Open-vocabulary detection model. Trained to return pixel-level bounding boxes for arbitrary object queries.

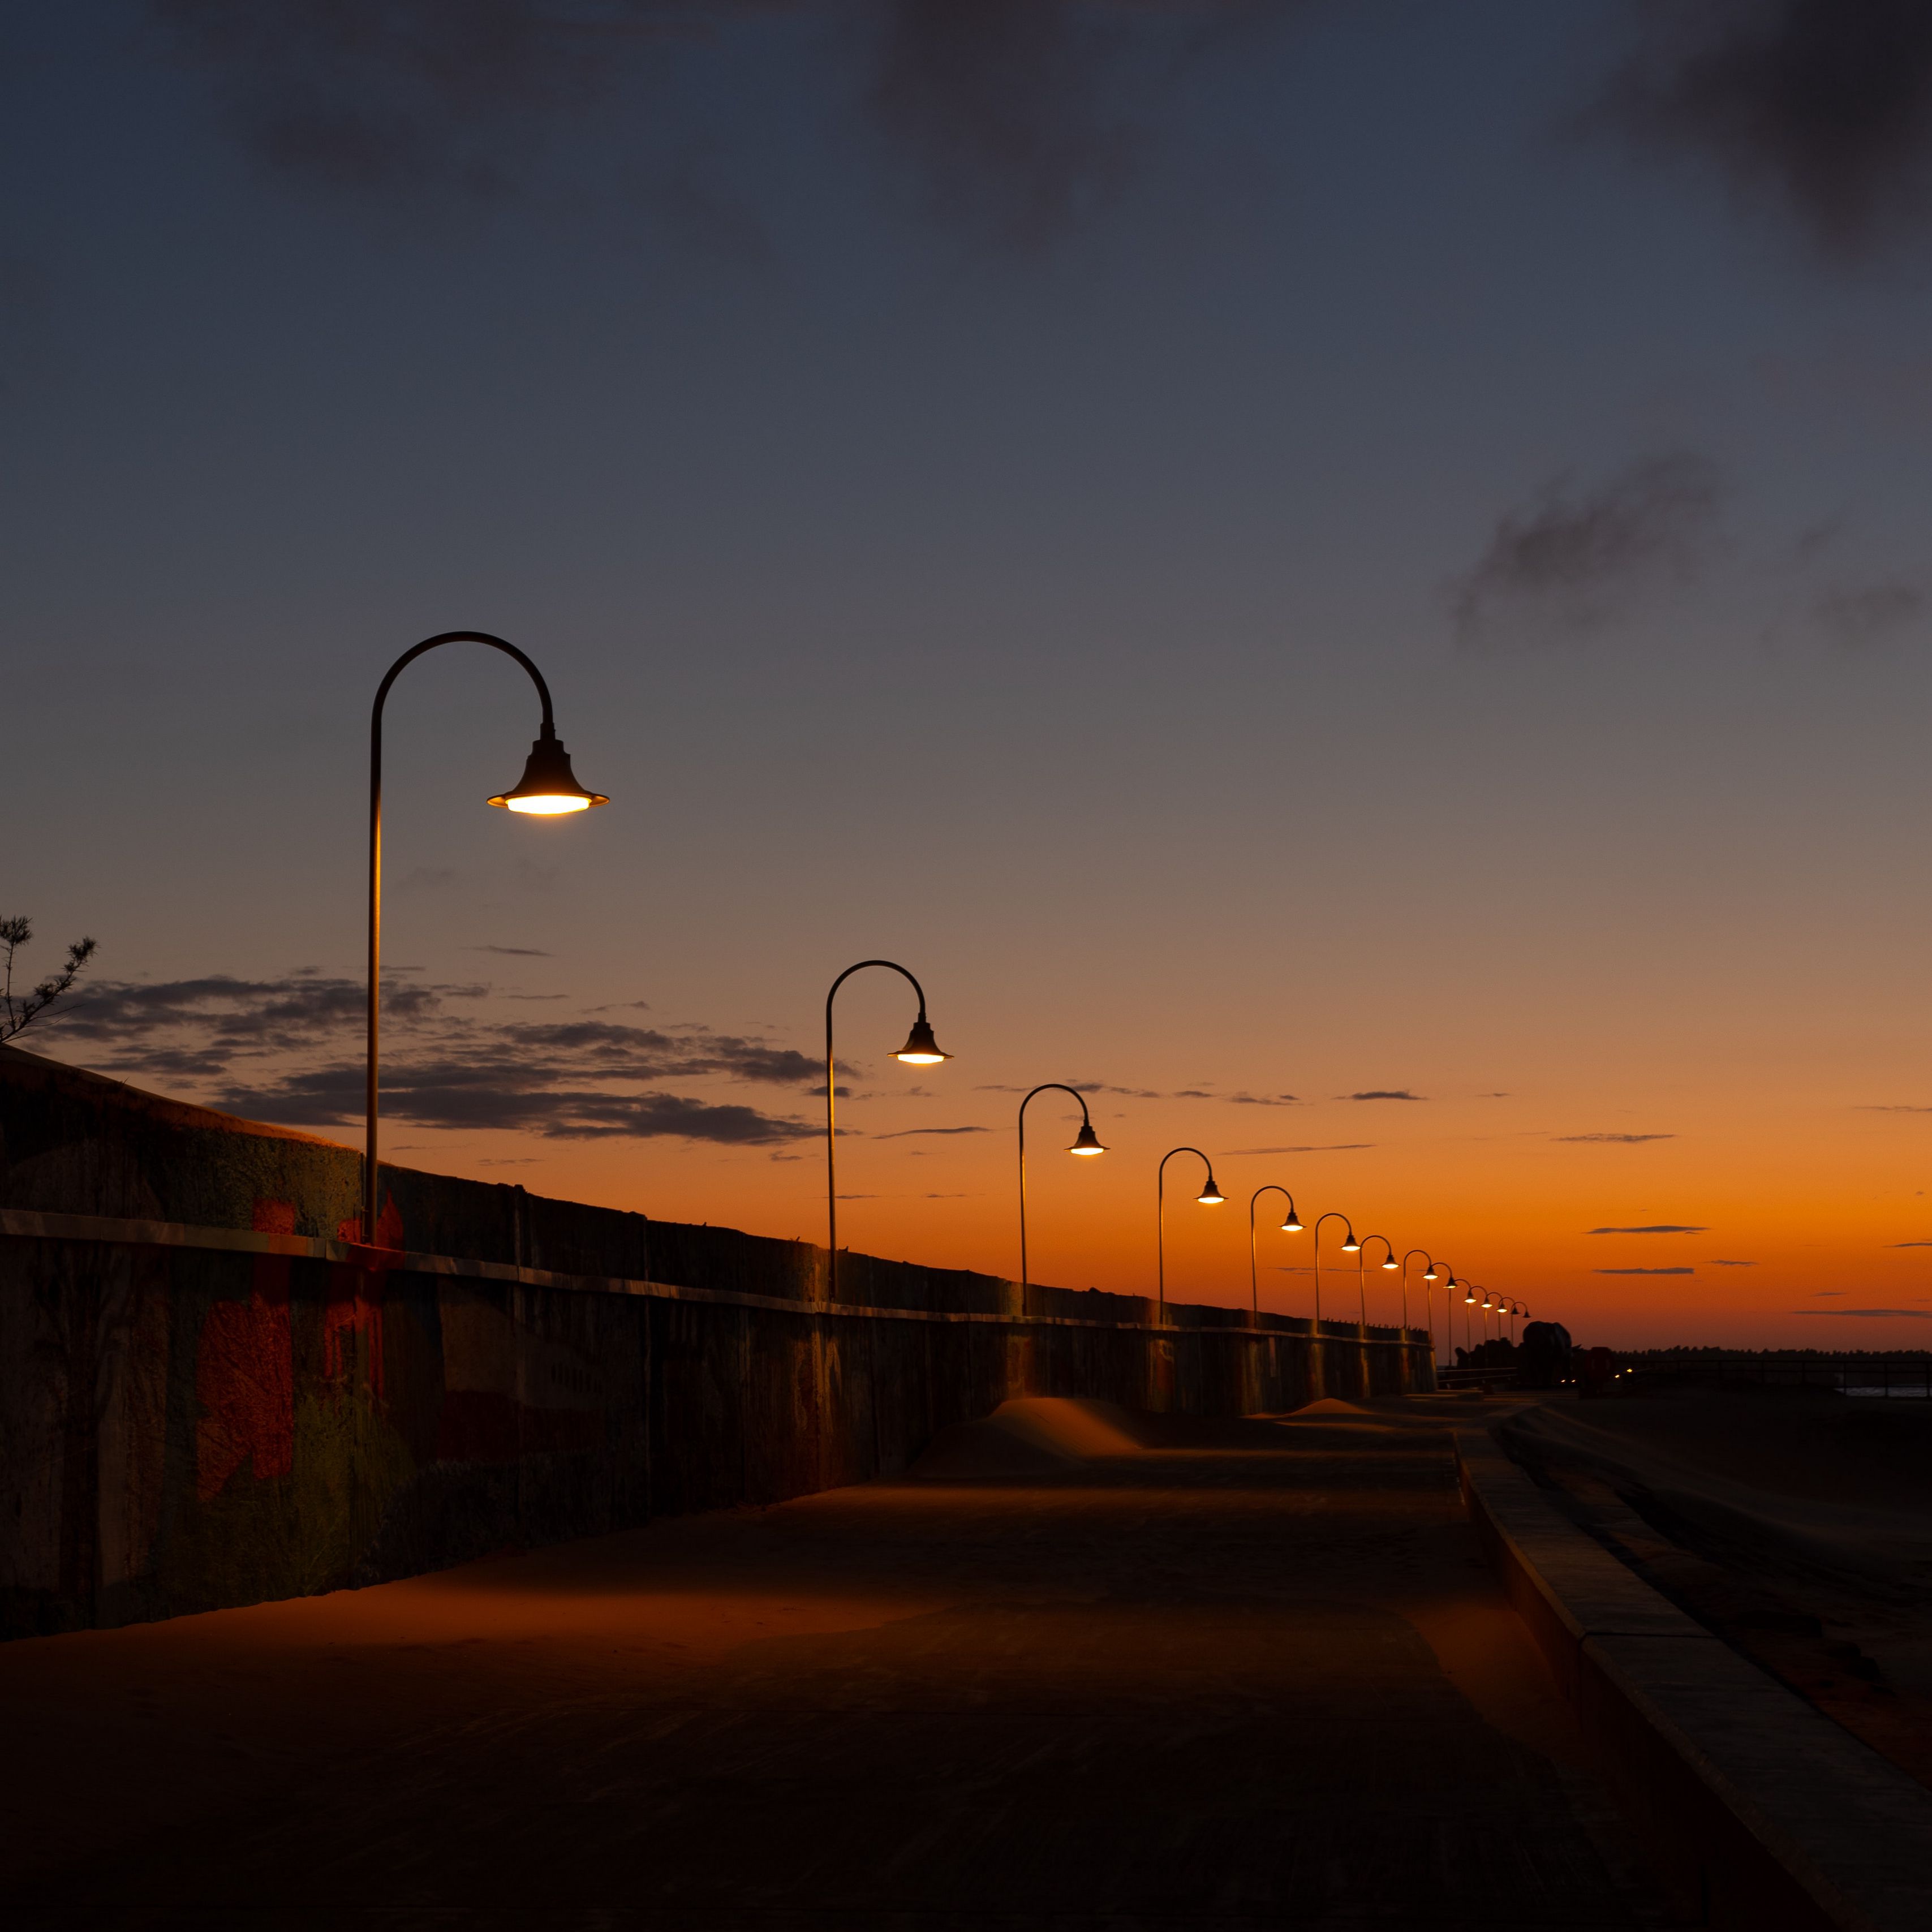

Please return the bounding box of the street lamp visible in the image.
[1309,1212,1359,1327]
[1156,1147,1224,1320]
[1358,1234,1397,1329]
[1401,1250,1434,1353]
[1462,1277,1479,1357]
[365,632,606,1243]
[1017,1083,1107,1287]
[825,960,951,1299]
[1247,1185,1303,1319]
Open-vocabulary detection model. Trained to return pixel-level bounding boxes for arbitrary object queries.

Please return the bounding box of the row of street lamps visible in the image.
[358,633,1536,1361]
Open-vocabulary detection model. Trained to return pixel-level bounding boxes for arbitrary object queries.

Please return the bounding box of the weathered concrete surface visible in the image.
[0,1045,1430,1636]
[1460,1428,1932,1932]
[0,1399,1667,1928]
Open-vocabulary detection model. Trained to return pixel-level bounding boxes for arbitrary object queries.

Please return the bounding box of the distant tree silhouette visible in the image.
[0,915,97,1041]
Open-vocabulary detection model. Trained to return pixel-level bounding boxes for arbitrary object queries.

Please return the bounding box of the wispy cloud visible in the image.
[1588,1223,1707,1234]
[1451,452,1724,649]
[1859,1104,1932,1112]
[1227,1092,1302,1107]
[1598,1266,1694,1275]
[1710,1258,1757,1266]
[1228,1143,1375,1156]
[1795,1308,1932,1319]
[1343,1089,1425,1102]
[469,944,552,957]
[150,1,1293,253]
[1556,1132,1676,1143]
[1600,1,1932,261]
[1813,580,1925,651]
[873,1124,993,1139]
[1890,1240,1932,1247]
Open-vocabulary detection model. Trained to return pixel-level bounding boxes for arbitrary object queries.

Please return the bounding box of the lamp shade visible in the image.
[1068,1120,1107,1155]
[1341,1233,1361,1253]
[1197,1172,1225,1205]
[1423,1266,1438,1281]
[1280,1209,1303,1233]
[488,727,609,814]
[1381,1254,1399,1270]
[894,1016,950,1065]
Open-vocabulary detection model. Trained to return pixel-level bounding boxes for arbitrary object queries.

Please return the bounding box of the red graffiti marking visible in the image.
[326,1200,402,1404]
[195,1224,295,1501]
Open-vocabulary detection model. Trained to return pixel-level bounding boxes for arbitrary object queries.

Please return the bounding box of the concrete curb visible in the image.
[1457,1427,1932,1932]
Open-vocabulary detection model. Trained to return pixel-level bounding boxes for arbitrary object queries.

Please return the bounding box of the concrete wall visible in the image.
[0,1045,1432,1637]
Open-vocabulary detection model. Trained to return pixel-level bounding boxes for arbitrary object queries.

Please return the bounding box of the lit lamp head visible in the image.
[1341,1231,1361,1253]
[893,1015,950,1066]
[1423,1265,1439,1282]
[488,724,609,816]
[1197,1171,1225,1206]
[1280,1203,1303,1234]
[1068,1120,1107,1156]
[1464,1283,1477,1304]
[1381,1253,1399,1271]
[1482,1293,1494,1310]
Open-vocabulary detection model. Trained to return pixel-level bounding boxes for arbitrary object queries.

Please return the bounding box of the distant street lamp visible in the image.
[365,632,606,1243]
[1400,1250,1435,1353]
[1309,1212,1359,1327]
[1358,1234,1398,1329]
[1247,1185,1303,1319]
[1156,1147,1224,1320]
[1463,1279,1479,1356]
[825,960,950,1299]
[1017,1083,1107,1287]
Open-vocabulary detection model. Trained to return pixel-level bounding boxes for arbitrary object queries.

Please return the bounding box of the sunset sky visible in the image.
[12,2,1932,1346]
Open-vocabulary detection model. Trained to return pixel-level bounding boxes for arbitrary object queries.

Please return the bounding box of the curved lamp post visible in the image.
[1357,1234,1397,1329]
[1400,1250,1434,1353]
[1156,1147,1224,1320]
[366,632,606,1243]
[825,961,950,1298]
[1462,1278,1479,1357]
[1018,1083,1107,1287]
[1247,1185,1303,1319]
[1308,1212,1359,1327]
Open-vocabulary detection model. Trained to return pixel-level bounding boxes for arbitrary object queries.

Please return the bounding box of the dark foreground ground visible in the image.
[2,1396,1673,1929]
[1502,1386,1932,1791]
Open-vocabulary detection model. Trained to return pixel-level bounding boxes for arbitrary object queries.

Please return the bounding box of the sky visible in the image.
[11,0,1932,1348]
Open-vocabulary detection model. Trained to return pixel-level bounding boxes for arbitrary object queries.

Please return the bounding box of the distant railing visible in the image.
[1437,1365,1518,1391]
[1624,1355,1932,1398]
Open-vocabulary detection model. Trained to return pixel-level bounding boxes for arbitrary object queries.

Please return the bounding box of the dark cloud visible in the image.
[1588,1223,1707,1233]
[470,944,553,956]
[1858,1103,1932,1112]
[1343,1090,1424,1101]
[1451,453,1724,648]
[1812,580,1924,650]
[1227,1092,1302,1107]
[37,971,819,1144]
[150,1,1280,250]
[1228,1143,1374,1155]
[1556,1132,1675,1143]
[1890,1240,1932,1247]
[1795,1307,1932,1318]
[1710,1258,1757,1266]
[1598,1266,1694,1275]
[1603,1,1932,260]
[872,1124,992,1138]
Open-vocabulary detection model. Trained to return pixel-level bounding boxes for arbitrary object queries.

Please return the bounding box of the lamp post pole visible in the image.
[367,632,606,1245]
[1358,1234,1396,1331]
[1247,1186,1302,1320]
[825,961,949,1301]
[1156,1147,1224,1322]
[1018,1083,1107,1288]
[1400,1250,1434,1354]
[1308,1212,1358,1328]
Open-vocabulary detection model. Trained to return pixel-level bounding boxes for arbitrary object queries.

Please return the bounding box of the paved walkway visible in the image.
[2,1400,1672,1927]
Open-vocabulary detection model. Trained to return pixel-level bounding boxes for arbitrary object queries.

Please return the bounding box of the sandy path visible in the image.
[0,1400,1668,1928]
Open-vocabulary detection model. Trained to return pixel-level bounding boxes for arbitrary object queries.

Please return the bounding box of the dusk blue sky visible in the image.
[13,2,1932,1342]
